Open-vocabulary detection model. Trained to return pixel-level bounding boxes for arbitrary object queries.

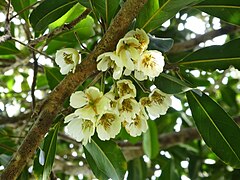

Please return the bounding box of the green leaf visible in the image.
[29,0,77,32]
[84,137,127,180]
[179,38,240,71]
[159,159,180,180]
[127,157,147,180]
[11,0,30,21]
[186,91,240,168]
[0,41,20,55]
[155,73,193,94]
[79,0,120,26]
[194,0,240,26]
[42,123,60,180]
[148,36,174,53]
[49,3,85,29]
[143,120,159,159]
[136,0,204,32]
[45,67,65,90]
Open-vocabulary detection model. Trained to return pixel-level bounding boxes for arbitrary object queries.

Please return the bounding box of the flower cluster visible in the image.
[97,29,165,81]
[64,79,171,145]
[55,29,172,145]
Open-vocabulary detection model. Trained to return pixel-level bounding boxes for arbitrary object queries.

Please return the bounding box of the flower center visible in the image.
[142,55,156,69]
[151,91,165,105]
[63,52,74,64]
[119,83,134,97]
[99,113,115,130]
[122,99,133,112]
[82,120,93,131]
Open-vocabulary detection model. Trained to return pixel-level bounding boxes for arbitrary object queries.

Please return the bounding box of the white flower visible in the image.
[97,52,123,80]
[117,79,136,98]
[123,107,148,137]
[96,112,121,140]
[64,113,95,145]
[138,50,164,79]
[140,89,172,120]
[104,89,119,114]
[55,48,80,75]
[124,28,149,53]
[118,96,140,122]
[116,37,141,71]
[70,87,110,119]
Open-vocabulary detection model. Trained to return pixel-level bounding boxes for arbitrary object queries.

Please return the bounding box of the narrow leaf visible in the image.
[136,0,204,32]
[159,159,180,180]
[11,0,30,21]
[143,121,159,159]
[84,137,127,180]
[29,0,77,31]
[179,38,240,71]
[78,0,120,26]
[187,91,240,168]
[128,157,147,180]
[155,73,193,94]
[42,123,61,180]
[0,41,20,55]
[194,0,240,26]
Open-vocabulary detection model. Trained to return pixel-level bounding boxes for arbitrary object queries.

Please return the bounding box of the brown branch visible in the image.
[170,25,240,53]
[0,112,31,125]
[0,0,148,179]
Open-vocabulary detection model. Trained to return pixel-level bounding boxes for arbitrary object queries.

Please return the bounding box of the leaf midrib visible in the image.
[43,123,59,179]
[194,5,240,9]
[90,140,119,180]
[141,0,170,29]
[0,45,19,53]
[34,0,77,30]
[180,57,240,65]
[190,91,240,163]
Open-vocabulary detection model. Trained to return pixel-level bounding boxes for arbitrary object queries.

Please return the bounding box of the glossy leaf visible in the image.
[194,0,240,26]
[136,0,204,32]
[143,120,159,159]
[155,73,193,94]
[84,137,127,180]
[128,157,147,180]
[11,0,30,21]
[0,41,20,55]
[187,91,240,168]
[33,123,60,179]
[29,0,77,31]
[42,123,60,180]
[79,0,120,26]
[45,67,65,90]
[179,38,240,71]
[148,36,174,53]
[159,159,180,180]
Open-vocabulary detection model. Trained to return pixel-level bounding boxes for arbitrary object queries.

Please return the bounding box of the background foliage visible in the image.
[0,0,240,179]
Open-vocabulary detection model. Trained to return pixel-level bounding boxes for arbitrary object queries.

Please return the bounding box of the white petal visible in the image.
[65,118,84,142]
[64,113,78,123]
[70,91,88,108]
[75,106,96,120]
[85,87,102,102]
[113,66,123,80]
[96,96,111,115]
[60,65,73,75]
[97,58,110,71]
[134,70,147,81]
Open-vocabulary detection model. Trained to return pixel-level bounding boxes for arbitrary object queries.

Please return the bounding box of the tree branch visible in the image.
[0,0,148,179]
[170,25,240,53]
